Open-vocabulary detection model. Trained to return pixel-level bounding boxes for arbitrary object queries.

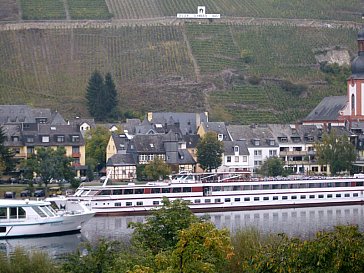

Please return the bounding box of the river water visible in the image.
[1,204,364,259]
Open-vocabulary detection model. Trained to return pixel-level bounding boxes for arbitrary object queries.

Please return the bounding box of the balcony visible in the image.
[280,151,307,156]
[72,152,81,158]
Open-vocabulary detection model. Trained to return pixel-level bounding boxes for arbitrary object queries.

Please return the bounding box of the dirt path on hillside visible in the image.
[0,16,361,31]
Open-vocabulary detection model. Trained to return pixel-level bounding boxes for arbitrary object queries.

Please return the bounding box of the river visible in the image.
[1,204,364,259]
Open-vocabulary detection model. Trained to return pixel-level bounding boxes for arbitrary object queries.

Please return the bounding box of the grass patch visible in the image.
[20,0,66,20]
[68,0,112,20]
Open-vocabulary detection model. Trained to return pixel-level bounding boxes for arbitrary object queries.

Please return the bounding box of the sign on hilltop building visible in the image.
[177,6,220,19]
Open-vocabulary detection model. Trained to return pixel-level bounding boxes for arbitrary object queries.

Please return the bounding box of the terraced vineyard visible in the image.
[0,26,196,117]
[20,0,66,20]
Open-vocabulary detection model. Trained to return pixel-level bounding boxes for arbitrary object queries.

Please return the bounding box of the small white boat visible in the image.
[0,198,95,238]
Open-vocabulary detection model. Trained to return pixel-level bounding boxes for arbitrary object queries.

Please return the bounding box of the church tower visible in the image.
[341,28,364,122]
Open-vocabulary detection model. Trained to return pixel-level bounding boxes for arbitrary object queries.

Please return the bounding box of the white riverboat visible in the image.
[70,172,364,215]
[0,198,95,238]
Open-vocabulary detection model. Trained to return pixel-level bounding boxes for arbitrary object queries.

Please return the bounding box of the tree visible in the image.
[144,157,171,180]
[0,126,15,176]
[197,132,224,171]
[85,126,111,172]
[129,197,200,255]
[315,131,356,175]
[258,157,285,177]
[166,222,234,273]
[21,147,75,189]
[242,225,364,273]
[86,71,119,121]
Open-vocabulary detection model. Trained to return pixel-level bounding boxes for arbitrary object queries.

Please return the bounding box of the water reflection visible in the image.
[1,205,364,258]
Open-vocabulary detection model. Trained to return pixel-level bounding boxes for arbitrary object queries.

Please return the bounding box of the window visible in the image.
[218,134,224,141]
[27,147,34,155]
[153,201,159,205]
[263,197,269,201]
[243,156,247,162]
[269,150,277,156]
[353,193,359,197]
[26,136,34,143]
[244,197,250,201]
[11,136,19,142]
[215,198,221,203]
[254,150,262,156]
[282,196,288,200]
[309,195,315,199]
[254,197,259,201]
[183,187,192,192]
[291,196,297,200]
[162,188,170,193]
[336,194,341,197]
[235,156,239,162]
[172,188,182,193]
[115,202,121,207]
[136,201,143,206]
[273,196,278,200]
[225,198,231,202]
[71,135,80,142]
[300,195,306,199]
[194,199,201,203]
[234,146,239,153]
[56,135,65,143]
[135,189,144,194]
[227,156,231,163]
[124,189,133,194]
[327,194,332,198]
[151,188,160,193]
[205,199,211,203]
[234,198,240,202]
[318,195,324,198]
[126,202,132,206]
[72,146,80,153]
[345,193,350,197]
[42,136,49,143]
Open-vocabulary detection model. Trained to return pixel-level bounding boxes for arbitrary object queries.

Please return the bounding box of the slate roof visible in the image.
[122,119,141,135]
[227,124,277,147]
[200,122,231,141]
[0,105,60,125]
[223,140,249,156]
[70,118,96,128]
[111,133,130,152]
[131,134,165,153]
[304,96,347,122]
[183,134,200,149]
[149,112,208,135]
[106,154,136,166]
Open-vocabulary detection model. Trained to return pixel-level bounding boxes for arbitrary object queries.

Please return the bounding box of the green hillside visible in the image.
[0,0,361,123]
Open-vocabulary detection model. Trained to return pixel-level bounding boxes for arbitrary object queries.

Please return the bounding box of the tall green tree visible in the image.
[0,126,15,176]
[258,157,285,177]
[314,131,356,175]
[144,157,171,180]
[85,126,111,172]
[197,132,224,171]
[86,71,119,121]
[21,147,75,188]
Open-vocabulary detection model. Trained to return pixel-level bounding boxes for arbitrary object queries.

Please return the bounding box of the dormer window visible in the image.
[234,146,239,153]
[278,137,288,143]
[150,143,154,148]
[56,135,65,143]
[11,136,19,142]
[26,136,34,143]
[253,139,260,146]
[218,134,224,141]
[268,139,275,146]
[42,136,49,143]
[71,135,80,142]
[119,144,125,150]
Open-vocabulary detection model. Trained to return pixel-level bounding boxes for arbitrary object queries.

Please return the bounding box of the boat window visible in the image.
[162,188,170,193]
[234,198,240,202]
[343,182,350,187]
[263,197,269,201]
[151,188,161,194]
[126,202,132,206]
[0,208,7,219]
[309,183,316,188]
[194,199,201,203]
[327,194,333,198]
[205,199,211,203]
[262,184,269,190]
[244,197,250,201]
[172,188,182,193]
[357,181,363,186]
[100,190,112,195]
[10,207,17,219]
[300,195,306,199]
[272,184,280,190]
[335,182,342,187]
[290,184,298,189]
[32,206,47,217]
[282,196,288,200]
[42,206,56,217]
[252,185,260,190]
[291,196,297,200]
[273,196,278,200]
[354,193,359,197]
[136,201,143,206]
[153,201,159,205]
[113,189,123,195]
[253,197,259,201]
[318,195,324,198]
[345,193,350,197]
[212,186,221,191]
[225,198,231,202]
[281,184,288,189]
[243,185,251,190]
[182,187,192,192]
[223,186,233,191]
[215,198,221,203]
[309,195,315,199]
[0,227,6,232]
[124,189,133,194]
[327,183,333,187]
[135,189,144,194]
[336,194,341,197]
[233,186,242,191]
[299,183,307,188]
[115,203,121,207]
[86,190,98,196]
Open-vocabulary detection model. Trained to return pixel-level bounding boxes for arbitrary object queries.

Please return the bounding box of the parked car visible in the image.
[34,189,45,197]
[4,191,16,199]
[20,190,32,197]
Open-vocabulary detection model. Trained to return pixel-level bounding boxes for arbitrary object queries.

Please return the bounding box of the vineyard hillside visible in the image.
[0,0,362,124]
